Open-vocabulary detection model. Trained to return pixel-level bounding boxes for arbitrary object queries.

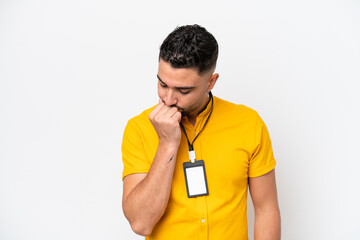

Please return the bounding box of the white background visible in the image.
[1,0,360,239]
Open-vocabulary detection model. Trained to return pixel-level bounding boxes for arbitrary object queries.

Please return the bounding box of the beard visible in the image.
[175,100,209,119]
[178,106,197,118]
[161,96,209,119]
[173,106,187,118]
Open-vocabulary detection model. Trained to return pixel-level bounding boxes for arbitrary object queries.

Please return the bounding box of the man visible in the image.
[122,24,280,240]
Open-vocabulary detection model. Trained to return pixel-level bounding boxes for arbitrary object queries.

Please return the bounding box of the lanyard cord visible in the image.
[179,92,214,152]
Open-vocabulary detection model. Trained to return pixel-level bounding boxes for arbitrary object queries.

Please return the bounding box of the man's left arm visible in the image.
[249,169,281,240]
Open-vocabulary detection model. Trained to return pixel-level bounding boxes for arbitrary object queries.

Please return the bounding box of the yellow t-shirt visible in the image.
[122,95,276,240]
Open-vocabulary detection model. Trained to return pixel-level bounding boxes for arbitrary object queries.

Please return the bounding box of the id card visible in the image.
[183,160,209,198]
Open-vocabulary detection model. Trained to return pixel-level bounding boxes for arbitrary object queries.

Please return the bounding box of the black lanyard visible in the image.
[180,92,214,152]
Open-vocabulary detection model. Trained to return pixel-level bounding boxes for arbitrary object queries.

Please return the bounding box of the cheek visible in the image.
[182,94,199,108]
[157,86,164,98]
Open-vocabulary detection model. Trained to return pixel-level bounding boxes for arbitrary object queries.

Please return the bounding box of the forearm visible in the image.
[123,144,178,235]
[254,208,281,240]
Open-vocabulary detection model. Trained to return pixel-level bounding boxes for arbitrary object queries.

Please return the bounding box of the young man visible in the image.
[122,24,280,240]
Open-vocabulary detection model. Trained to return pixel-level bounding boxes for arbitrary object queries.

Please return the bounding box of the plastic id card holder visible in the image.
[183,160,209,198]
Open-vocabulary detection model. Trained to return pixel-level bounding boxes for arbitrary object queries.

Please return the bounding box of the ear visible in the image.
[206,73,219,92]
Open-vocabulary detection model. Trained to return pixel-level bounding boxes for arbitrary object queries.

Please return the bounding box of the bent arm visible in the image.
[249,169,281,240]
[122,143,178,236]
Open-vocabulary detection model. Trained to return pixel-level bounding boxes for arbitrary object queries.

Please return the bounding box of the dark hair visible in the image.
[159,24,218,75]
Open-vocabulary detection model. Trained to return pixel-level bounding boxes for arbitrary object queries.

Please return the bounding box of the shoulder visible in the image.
[124,105,157,134]
[213,96,261,123]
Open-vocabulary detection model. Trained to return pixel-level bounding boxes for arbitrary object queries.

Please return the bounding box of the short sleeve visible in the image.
[121,119,152,180]
[248,115,276,178]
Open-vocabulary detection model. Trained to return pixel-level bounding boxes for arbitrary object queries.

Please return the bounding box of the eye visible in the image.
[179,90,191,95]
[159,83,167,88]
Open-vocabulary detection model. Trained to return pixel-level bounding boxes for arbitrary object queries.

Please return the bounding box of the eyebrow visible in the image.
[157,75,195,90]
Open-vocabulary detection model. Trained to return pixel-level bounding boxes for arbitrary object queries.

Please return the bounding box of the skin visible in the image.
[250,170,281,240]
[122,59,281,239]
[156,59,219,125]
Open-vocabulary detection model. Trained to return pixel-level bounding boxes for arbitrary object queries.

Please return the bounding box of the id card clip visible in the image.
[188,150,196,163]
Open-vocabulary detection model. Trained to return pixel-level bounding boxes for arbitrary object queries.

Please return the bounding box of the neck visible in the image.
[187,94,211,126]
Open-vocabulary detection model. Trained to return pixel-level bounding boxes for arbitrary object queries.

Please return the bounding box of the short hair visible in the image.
[159,24,218,75]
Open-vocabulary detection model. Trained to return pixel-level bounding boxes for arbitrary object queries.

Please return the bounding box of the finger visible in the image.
[153,98,165,112]
[156,104,173,117]
[172,111,182,123]
[165,107,179,118]
[150,100,165,117]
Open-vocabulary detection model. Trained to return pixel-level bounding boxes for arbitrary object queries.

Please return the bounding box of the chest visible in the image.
[175,123,254,191]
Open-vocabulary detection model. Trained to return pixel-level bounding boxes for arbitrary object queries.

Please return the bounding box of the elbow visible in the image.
[123,205,155,236]
[130,220,154,236]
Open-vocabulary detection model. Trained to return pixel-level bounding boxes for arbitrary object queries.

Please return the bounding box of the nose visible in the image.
[163,89,177,106]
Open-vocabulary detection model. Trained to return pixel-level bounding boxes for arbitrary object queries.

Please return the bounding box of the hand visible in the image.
[149,100,182,147]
